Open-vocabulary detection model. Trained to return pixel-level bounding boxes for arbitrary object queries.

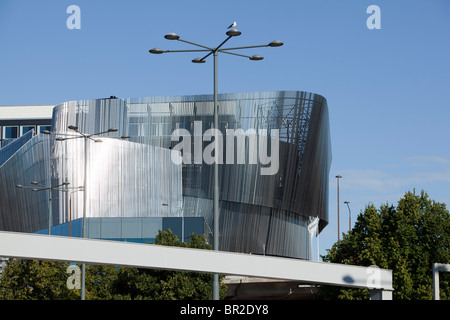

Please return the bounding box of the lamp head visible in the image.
[68,125,78,131]
[149,48,164,54]
[164,33,180,40]
[268,40,283,47]
[250,54,264,61]
[226,28,241,37]
[192,58,206,63]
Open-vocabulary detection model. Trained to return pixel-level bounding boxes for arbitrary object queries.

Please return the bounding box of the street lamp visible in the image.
[336,175,342,242]
[344,201,351,232]
[149,26,283,300]
[43,126,128,300]
[16,181,72,235]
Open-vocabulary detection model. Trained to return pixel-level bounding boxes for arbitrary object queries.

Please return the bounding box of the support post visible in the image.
[370,289,393,300]
[81,136,88,300]
[212,50,220,300]
[433,263,450,300]
[48,188,52,235]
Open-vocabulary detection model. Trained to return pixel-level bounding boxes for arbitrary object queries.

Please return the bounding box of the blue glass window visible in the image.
[4,126,18,139]
[21,126,35,135]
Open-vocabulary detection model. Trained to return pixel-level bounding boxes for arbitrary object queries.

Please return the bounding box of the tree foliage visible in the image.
[0,259,116,300]
[320,190,450,299]
[112,230,227,300]
[0,230,226,300]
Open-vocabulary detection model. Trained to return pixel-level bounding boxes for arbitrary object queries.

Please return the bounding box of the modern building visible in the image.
[0,104,53,141]
[0,90,331,260]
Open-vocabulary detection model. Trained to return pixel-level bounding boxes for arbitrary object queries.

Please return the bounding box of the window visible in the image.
[140,123,149,136]
[4,126,18,139]
[21,126,36,136]
[39,125,52,134]
[160,123,169,135]
[129,123,139,136]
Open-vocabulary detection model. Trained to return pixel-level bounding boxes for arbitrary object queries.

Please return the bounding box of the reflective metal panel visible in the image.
[0,134,52,232]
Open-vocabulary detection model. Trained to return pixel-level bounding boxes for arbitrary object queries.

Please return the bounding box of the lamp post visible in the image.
[344,201,351,232]
[150,27,283,300]
[43,126,128,300]
[68,187,84,237]
[336,175,342,242]
[16,181,72,235]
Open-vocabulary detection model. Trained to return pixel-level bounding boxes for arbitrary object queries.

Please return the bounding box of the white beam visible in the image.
[0,231,393,296]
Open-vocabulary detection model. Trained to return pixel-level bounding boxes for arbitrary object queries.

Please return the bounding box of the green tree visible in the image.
[84,264,118,300]
[0,260,77,300]
[320,190,450,299]
[0,260,116,300]
[111,229,228,300]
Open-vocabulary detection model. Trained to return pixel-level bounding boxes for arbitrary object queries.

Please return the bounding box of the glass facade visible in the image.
[35,217,205,244]
[0,91,331,260]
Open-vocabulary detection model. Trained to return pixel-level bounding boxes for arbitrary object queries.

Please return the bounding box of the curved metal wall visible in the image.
[0,134,53,232]
[0,91,331,260]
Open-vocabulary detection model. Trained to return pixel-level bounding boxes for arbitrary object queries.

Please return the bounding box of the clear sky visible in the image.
[1,0,450,260]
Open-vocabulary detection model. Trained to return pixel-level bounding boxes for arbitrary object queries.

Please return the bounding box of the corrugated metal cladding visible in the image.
[0,91,331,260]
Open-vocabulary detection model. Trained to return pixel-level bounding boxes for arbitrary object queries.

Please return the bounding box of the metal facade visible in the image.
[0,91,331,260]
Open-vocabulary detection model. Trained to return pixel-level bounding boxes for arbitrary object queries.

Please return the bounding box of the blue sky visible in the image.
[1,0,450,259]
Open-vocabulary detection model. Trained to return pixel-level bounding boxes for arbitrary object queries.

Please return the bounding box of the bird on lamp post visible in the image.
[227,21,237,29]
